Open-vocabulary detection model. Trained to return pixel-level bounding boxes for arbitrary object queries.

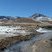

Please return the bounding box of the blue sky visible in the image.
[0,0,52,17]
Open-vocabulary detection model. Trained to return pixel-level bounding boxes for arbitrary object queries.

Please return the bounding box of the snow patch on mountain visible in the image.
[32,13,52,22]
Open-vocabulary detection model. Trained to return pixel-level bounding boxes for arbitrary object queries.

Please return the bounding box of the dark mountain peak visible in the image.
[32,13,47,18]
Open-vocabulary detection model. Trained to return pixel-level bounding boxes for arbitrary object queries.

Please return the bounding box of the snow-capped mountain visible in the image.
[32,13,49,22]
[0,16,17,20]
[0,14,52,22]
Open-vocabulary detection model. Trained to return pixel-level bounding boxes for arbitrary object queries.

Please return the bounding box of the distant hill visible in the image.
[0,16,16,20]
[15,18,39,23]
[0,13,52,23]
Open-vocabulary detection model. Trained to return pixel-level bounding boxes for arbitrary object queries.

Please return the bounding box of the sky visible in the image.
[0,0,52,17]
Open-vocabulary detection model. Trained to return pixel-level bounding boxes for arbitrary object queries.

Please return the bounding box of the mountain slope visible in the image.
[32,13,49,22]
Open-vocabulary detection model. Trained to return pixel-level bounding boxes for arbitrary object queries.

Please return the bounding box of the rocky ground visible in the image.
[0,24,41,50]
[0,31,41,50]
[0,18,52,52]
[33,39,52,52]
